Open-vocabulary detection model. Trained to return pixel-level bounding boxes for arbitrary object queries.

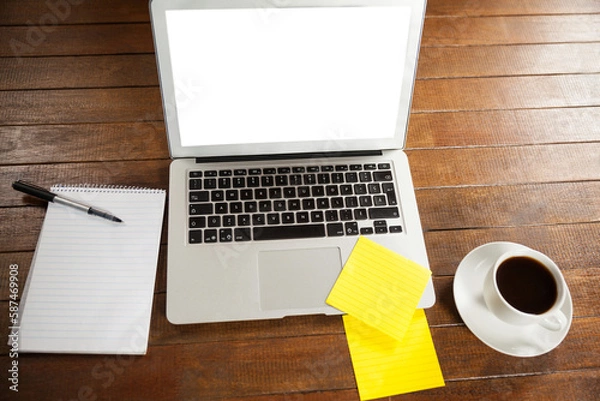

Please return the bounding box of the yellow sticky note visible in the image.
[343,310,445,400]
[326,236,431,342]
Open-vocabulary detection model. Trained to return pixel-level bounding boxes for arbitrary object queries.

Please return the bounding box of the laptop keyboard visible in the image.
[187,162,403,244]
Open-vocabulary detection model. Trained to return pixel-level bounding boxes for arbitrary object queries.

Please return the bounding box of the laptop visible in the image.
[150,0,435,324]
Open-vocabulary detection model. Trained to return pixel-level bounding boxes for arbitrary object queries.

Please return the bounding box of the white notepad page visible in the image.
[16,186,166,354]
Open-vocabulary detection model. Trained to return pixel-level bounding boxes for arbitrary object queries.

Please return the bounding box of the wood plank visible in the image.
[3,318,598,400]
[422,15,600,46]
[3,75,599,126]
[424,223,600,276]
[1,122,169,165]
[0,55,159,90]
[1,159,170,208]
[412,74,600,112]
[2,14,599,59]
[2,43,599,91]
[408,143,600,187]
[0,0,150,25]
[417,181,600,231]
[0,23,154,57]
[426,0,600,17]
[3,0,600,26]
[217,370,600,401]
[393,369,600,401]
[407,107,600,149]
[417,43,600,79]
[0,87,163,125]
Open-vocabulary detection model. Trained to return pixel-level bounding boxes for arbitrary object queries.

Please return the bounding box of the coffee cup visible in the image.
[483,246,568,331]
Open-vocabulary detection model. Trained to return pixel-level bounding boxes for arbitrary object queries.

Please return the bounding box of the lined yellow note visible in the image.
[343,310,445,400]
[326,236,431,342]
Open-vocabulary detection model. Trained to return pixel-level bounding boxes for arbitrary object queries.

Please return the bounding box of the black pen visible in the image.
[12,180,123,223]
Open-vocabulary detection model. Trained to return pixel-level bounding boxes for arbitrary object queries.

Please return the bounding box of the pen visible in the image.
[12,180,123,223]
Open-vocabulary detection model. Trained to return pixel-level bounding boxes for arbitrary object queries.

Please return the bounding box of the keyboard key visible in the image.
[189,171,203,178]
[288,199,301,210]
[204,178,217,189]
[360,227,374,235]
[234,169,247,176]
[190,204,212,215]
[359,196,373,207]
[253,224,326,241]
[259,201,272,212]
[247,176,260,187]
[325,210,339,221]
[222,190,235,201]
[211,190,224,201]
[223,215,236,227]
[335,165,349,171]
[208,216,221,227]
[369,207,400,219]
[368,183,381,194]
[205,170,218,177]
[204,229,218,243]
[340,209,353,221]
[220,228,233,242]
[359,172,372,182]
[302,199,315,210]
[249,168,261,175]
[283,187,296,198]
[373,171,393,181]
[189,178,202,189]
[317,198,330,209]
[189,217,206,228]
[282,212,295,224]
[327,223,344,236]
[215,203,228,214]
[275,175,288,186]
[230,202,243,213]
[311,211,324,222]
[267,213,280,225]
[296,211,309,223]
[378,163,391,169]
[311,186,324,197]
[364,163,377,170]
[274,200,286,211]
[354,208,368,220]
[238,214,251,226]
[244,201,257,213]
[252,214,266,225]
[263,168,276,174]
[298,186,310,197]
[234,228,251,241]
[345,222,359,235]
[232,177,245,187]
[255,188,268,199]
[374,220,388,234]
[331,197,344,208]
[218,177,231,188]
[189,230,203,243]
[390,225,403,233]
[189,191,209,202]
[345,172,358,183]
[277,167,291,174]
[374,195,387,206]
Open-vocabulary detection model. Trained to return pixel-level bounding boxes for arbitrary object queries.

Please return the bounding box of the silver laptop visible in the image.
[150,0,435,324]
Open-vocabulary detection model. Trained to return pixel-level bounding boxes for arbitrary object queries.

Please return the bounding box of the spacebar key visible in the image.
[253,224,326,241]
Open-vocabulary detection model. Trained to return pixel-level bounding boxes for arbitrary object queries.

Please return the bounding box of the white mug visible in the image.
[483,247,568,331]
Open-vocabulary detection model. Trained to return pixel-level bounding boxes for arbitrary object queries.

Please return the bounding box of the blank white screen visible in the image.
[165,6,411,147]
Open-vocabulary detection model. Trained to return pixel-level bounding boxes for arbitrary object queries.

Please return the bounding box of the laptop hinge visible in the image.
[194,150,383,164]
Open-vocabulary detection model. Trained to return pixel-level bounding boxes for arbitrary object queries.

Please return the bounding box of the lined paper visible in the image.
[343,310,445,400]
[326,236,431,342]
[16,186,165,354]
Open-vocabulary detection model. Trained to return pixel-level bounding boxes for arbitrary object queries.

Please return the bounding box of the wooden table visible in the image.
[1,0,599,399]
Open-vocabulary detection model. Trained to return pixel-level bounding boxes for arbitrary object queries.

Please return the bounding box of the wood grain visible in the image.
[1,0,599,399]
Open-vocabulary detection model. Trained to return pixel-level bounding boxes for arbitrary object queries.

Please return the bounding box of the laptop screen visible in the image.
[151,1,426,158]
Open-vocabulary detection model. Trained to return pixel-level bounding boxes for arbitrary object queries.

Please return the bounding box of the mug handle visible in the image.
[539,311,567,331]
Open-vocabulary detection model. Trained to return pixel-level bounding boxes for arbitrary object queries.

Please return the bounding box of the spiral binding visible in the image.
[51,184,165,194]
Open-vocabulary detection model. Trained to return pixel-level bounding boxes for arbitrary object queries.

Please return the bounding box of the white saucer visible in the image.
[453,242,572,357]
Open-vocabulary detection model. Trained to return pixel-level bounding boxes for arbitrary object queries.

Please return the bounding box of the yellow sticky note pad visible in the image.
[343,310,445,400]
[326,236,431,342]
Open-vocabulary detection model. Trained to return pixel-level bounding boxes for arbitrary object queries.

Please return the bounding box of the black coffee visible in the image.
[495,256,558,315]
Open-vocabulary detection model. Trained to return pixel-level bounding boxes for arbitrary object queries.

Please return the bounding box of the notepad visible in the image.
[344,310,445,400]
[14,185,166,354]
[326,236,432,342]
[327,237,444,400]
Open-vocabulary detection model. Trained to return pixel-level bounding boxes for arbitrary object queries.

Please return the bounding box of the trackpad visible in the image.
[258,247,342,311]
